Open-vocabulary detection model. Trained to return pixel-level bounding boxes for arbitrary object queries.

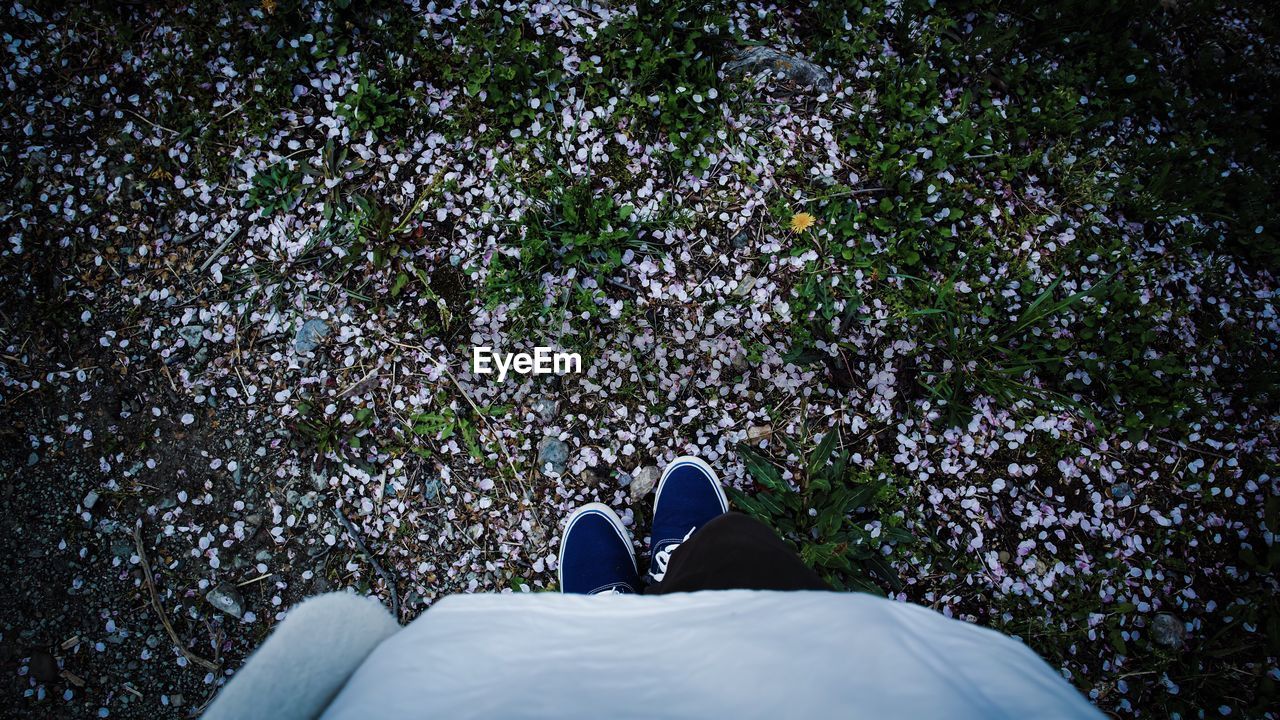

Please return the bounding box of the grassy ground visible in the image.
[1,0,1278,717]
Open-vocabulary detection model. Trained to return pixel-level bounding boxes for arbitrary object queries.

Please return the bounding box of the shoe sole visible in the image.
[654,455,729,518]
[557,502,635,591]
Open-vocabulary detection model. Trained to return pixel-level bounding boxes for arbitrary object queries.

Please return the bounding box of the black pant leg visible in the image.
[643,512,831,594]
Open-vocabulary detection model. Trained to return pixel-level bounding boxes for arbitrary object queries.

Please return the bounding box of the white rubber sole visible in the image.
[655,455,729,515]
[557,502,635,590]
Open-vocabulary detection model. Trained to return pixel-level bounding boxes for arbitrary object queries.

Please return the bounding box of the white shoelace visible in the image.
[650,527,697,582]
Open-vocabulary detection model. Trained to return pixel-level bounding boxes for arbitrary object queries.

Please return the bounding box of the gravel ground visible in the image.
[2,1,1278,717]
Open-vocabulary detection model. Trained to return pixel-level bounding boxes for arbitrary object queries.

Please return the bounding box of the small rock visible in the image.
[537,437,569,475]
[293,319,330,354]
[734,275,758,297]
[1110,482,1134,500]
[170,693,184,708]
[178,324,204,350]
[83,491,99,510]
[732,231,751,249]
[746,424,773,445]
[205,582,244,619]
[629,466,660,502]
[616,471,634,488]
[1150,613,1186,649]
[423,477,442,502]
[724,46,833,94]
[26,452,38,466]
[110,537,134,560]
[532,396,559,423]
[29,650,58,683]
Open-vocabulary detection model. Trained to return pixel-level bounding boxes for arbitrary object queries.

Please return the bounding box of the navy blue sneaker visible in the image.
[648,456,728,583]
[558,503,640,594]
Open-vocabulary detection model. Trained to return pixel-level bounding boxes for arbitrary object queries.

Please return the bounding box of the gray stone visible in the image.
[724,46,833,94]
[205,582,244,619]
[537,437,569,475]
[1110,482,1134,500]
[83,490,99,510]
[616,471,634,488]
[423,477,442,502]
[110,537,134,560]
[629,466,661,502]
[746,424,773,445]
[26,452,38,466]
[532,396,559,423]
[293,318,330,354]
[178,324,204,349]
[1150,613,1186,649]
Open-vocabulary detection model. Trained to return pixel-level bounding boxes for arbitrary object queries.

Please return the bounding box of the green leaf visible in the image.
[738,444,789,494]
[1109,629,1128,655]
[726,487,772,520]
[754,490,787,517]
[863,553,904,592]
[802,542,854,572]
[783,345,827,366]
[392,271,410,298]
[816,504,843,538]
[837,483,880,514]
[881,527,915,545]
[807,430,839,479]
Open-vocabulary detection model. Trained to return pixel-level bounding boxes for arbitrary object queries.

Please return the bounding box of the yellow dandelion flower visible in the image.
[789,211,816,233]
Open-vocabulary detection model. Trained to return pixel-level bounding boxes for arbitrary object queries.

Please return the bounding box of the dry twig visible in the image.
[332,506,401,619]
[132,523,220,672]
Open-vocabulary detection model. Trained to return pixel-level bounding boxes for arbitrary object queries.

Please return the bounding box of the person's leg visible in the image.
[204,593,400,720]
[642,456,830,594]
[644,456,730,585]
[558,502,642,594]
[643,512,830,593]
